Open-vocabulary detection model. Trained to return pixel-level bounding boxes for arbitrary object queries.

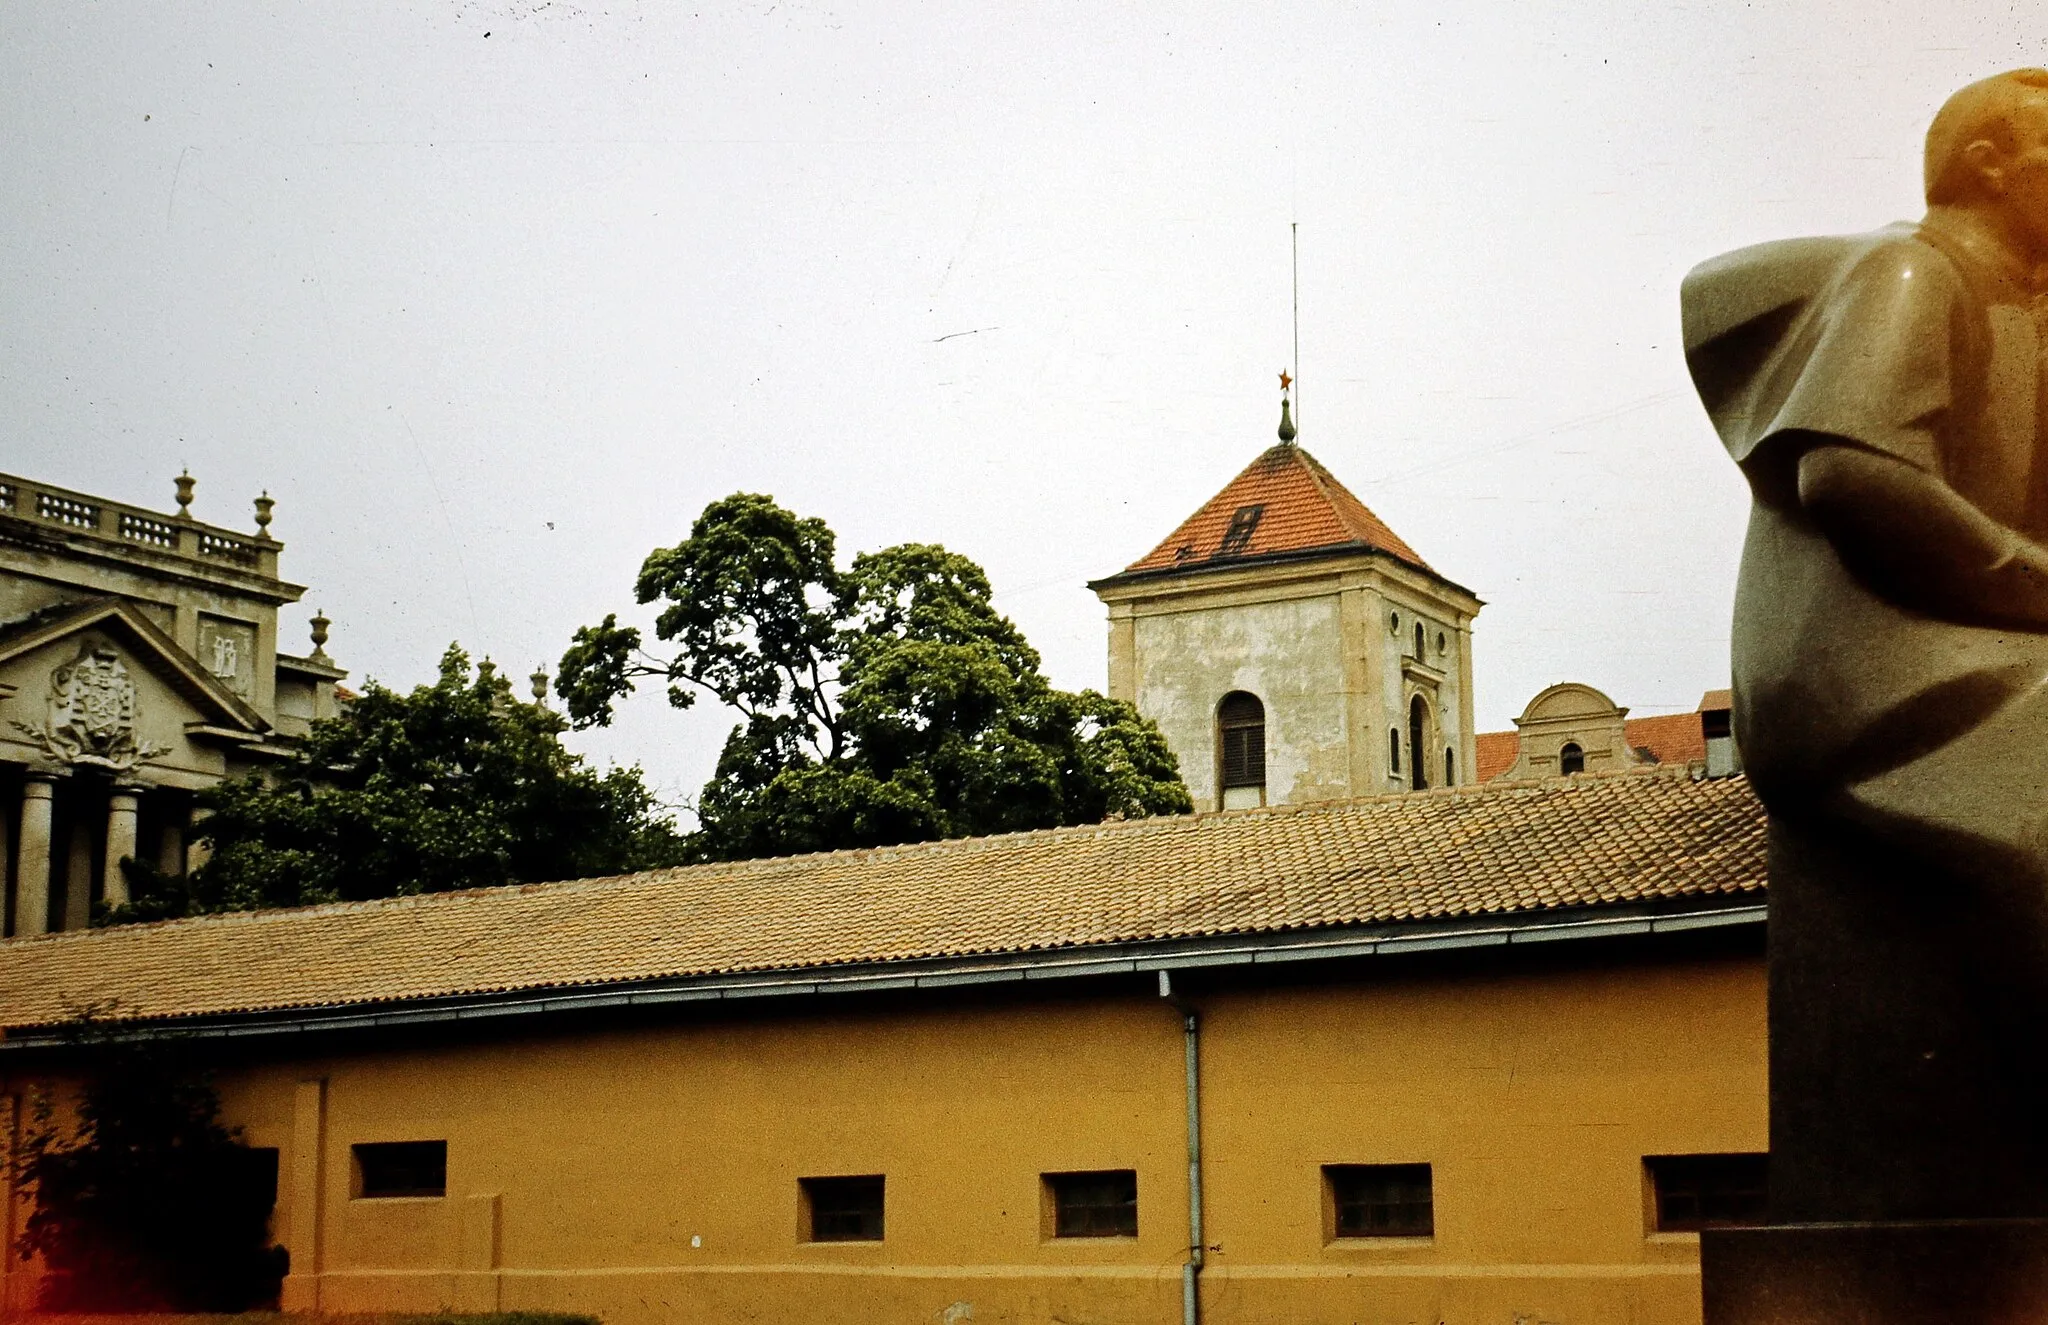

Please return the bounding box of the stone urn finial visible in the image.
[253,490,275,541]
[175,470,195,517]
[309,609,331,662]
[531,666,550,704]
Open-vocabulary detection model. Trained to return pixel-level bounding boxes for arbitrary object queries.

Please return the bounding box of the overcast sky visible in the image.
[5,3,2042,820]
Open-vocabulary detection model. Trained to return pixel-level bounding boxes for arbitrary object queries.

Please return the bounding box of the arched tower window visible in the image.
[1414,622,1426,660]
[1218,692,1267,791]
[1559,742,1585,776]
[1408,695,1429,791]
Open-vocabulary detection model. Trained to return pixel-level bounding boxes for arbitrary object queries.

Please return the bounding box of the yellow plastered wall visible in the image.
[40,951,1764,1325]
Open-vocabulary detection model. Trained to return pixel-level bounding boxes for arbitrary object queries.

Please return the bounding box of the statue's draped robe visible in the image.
[1684,221,2048,877]
[1687,221,2048,1219]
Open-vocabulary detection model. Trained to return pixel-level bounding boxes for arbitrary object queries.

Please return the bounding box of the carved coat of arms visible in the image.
[11,642,168,771]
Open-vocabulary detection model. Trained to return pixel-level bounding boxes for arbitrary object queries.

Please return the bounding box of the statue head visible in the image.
[1925,69,2048,259]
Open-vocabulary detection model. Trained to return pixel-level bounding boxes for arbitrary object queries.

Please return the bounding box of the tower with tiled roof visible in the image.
[1090,396,1482,810]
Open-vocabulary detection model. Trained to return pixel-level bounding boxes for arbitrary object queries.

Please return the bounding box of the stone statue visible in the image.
[1685,69,2048,1317]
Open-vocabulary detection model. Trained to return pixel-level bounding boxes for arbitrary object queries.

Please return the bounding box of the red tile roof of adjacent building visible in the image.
[1475,730,1522,783]
[1625,712,1708,768]
[0,769,1764,1032]
[1475,691,1730,781]
[1117,443,1432,577]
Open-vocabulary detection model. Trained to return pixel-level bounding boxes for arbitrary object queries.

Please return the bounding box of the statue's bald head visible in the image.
[1926,69,2048,205]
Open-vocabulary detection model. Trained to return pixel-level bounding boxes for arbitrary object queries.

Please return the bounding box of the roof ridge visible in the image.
[5,766,1745,946]
[0,772,1766,1027]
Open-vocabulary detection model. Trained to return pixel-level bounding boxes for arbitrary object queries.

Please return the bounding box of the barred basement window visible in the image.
[802,1174,885,1242]
[1218,691,1266,789]
[1646,1154,1767,1232]
[1326,1163,1434,1238]
[1046,1169,1138,1238]
[353,1141,446,1199]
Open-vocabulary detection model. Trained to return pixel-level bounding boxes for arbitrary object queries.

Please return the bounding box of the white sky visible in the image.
[5,3,2043,821]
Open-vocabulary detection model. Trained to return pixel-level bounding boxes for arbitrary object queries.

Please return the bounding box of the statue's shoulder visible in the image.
[1682,226,1954,357]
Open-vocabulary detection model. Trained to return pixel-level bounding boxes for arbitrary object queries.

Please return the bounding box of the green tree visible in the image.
[557,493,1190,861]
[115,645,685,920]
[15,1017,286,1310]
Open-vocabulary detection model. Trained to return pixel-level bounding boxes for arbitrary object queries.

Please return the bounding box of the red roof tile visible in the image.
[1475,712,1713,780]
[1475,730,1522,783]
[1626,712,1707,767]
[1121,444,1431,576]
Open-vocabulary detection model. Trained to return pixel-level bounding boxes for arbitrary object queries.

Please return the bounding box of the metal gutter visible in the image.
[0,900,1765,1053]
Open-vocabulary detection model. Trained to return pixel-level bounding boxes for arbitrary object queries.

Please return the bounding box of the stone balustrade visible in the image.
[0,472,279,578]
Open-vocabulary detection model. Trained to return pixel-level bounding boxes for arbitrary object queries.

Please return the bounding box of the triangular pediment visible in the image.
[0,599,268,736]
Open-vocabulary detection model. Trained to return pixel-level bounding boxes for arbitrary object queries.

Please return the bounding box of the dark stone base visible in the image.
[1703,1219,2048,1324]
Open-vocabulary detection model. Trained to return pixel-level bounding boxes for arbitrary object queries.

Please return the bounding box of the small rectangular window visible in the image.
[353,1141,446,1199]
[1326,1163,1434,1238]
[1645,1153,1767,1231]
[1217,504,1265,556]
[1046,1169,1138,1238]
[802,1175,885,1242]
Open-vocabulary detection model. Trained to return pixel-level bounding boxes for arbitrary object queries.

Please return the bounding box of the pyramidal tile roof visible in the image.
[0,768,1764,1031]
[1117,443,1432,578]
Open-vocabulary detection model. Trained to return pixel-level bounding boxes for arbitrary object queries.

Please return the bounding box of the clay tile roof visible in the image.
[1119,444,1432,576]
[1475,713,1713,780]
[1625,712,1708,768]
[1475,730,1522,783]
[0,769,1764,1031]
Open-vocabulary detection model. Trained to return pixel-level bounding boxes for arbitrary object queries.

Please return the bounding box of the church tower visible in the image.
[1090,406,1481,810]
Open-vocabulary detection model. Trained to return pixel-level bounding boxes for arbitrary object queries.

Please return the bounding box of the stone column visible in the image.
[103,787,140,909]
[13,778,53,938]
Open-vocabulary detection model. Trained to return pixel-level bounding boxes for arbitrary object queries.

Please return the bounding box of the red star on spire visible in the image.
[1279,370,1292,392]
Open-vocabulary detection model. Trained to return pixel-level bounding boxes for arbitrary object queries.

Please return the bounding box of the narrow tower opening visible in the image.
[1409,695,1428,791]
[1218,691,1267,809]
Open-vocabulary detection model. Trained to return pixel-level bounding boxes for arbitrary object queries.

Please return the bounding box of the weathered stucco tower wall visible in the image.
[1093,438,1480,811]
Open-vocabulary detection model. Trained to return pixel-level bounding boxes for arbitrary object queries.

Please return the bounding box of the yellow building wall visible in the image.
[25,950,1765,1325]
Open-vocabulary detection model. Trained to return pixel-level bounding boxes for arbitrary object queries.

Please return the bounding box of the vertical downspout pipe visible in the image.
[1158,970,1203,1325]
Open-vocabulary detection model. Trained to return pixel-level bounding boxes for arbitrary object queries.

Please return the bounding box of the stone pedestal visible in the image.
[1703,1219,2048,1324]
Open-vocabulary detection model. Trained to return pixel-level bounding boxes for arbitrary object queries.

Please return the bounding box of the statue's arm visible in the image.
[1798,442,2048,628]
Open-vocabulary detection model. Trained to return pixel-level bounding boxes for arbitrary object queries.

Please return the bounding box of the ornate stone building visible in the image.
[0,470,344,934]
[1092,409,1482,810]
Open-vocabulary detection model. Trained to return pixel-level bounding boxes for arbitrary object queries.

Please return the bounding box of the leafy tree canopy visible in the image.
[16,1016,285,1311]
[117,645,685,920]
[557,493,1191,861]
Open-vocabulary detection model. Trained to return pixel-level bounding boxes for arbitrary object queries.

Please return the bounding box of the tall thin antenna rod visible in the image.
[1291,221,1300,434]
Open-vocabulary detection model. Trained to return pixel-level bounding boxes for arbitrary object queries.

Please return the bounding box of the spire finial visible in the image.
[1277,370,1297,444]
